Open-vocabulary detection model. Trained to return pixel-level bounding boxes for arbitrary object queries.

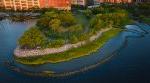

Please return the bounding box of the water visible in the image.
[0,19,150,83]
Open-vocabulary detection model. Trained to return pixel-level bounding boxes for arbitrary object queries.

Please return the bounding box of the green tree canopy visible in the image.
[19,27,46,49]
[49,19,62,32]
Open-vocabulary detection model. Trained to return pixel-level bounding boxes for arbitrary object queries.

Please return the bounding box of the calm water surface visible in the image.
[0,19,150,83]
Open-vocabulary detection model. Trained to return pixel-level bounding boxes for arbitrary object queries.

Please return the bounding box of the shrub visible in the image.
[48,39,65,48]
[70,35,79,44]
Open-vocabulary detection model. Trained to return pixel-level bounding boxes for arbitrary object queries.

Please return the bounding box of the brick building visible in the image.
[0,0,142,11]
[40,0,71,10]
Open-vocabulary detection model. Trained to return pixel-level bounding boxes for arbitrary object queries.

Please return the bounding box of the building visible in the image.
[71,0,86,6]
[0,0,136,11]
[93,0,101,5]
[1,0,40,10]
[27,0,40,9]
[96,0,132,3]
[49,0,71,10]
[13,0,40,10]
[134,0,149,3]
[40,0,71,10]
[3,0,13,9]
[0,0,71,10]
[0,0,4,8]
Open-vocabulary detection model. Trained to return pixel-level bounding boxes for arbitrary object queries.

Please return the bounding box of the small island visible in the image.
[14,5,133,65]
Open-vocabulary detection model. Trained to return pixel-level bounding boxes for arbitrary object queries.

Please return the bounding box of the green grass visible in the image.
[15,28,122,65]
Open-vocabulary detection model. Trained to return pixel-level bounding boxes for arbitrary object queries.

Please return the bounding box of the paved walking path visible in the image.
[14,28,111,57]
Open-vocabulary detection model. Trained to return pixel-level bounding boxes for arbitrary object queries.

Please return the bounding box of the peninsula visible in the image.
[14,5,132,65]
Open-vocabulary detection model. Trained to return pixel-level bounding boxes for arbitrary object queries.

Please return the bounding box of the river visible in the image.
[0,19,150,83]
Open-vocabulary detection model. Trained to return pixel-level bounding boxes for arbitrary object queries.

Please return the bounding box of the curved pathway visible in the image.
[14,28,111,57]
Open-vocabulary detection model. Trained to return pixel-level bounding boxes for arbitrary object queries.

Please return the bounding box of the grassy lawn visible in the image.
[15,28,122,65]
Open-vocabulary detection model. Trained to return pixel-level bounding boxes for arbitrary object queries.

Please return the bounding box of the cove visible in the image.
[0,19,150,83]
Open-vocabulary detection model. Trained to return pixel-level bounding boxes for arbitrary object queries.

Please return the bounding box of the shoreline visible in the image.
[14,28,111,57]
[12,52,116,77]
[15,28,122,65]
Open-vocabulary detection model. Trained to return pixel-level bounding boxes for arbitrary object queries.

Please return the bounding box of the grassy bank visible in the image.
[15,28,122,65]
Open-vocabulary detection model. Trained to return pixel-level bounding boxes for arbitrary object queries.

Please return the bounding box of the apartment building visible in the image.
[1,0,71,10]
[49,0,71,10]
[0,0,137,11]
[1,0,40,10]
[40,0,71,10]
[71,0,86,6]
[0,0,4,7]
[3,0,13,9]
[27,0,40,9]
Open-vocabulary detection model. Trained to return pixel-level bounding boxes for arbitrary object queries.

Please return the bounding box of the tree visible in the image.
[19,27,46,49]
[83,9,93,18]
[68,24,83,32]
[43,11,58,18]
[36,17,50,29]
[49,19,62,32]
[59,11,77,27]
[90,16,104,30]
